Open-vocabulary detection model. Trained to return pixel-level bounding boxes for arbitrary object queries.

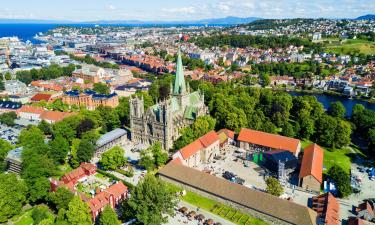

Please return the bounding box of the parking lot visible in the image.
[166,201,235,225]
[196,146,267,190]
[0,124,23,145]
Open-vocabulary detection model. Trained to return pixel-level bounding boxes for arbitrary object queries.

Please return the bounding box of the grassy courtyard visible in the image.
[181,190,268,225]
[323,38,375,55]
[12,210,33,225]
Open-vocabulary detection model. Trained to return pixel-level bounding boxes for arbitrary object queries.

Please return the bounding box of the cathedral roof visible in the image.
[173,49,187,95]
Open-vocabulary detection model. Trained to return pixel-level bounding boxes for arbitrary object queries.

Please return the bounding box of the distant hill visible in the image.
[86,16,261,25]
[355,14,375,20]
[0,16,261,25]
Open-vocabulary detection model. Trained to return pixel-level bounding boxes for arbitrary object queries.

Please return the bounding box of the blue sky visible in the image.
[0,0,374,21]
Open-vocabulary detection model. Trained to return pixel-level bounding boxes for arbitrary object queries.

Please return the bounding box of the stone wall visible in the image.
[159,174,295,225]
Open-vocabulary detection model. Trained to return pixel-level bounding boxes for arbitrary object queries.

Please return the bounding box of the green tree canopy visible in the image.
[328,165,352,198]
[99,205,121,225]
[65,196,92,225]
[0,173,28,222]
[127,175,177,225]
[100,146,127,170]
[265,177,284,197]
[48,187,74,211]
[93,83,110,95]
[328,101,346,118]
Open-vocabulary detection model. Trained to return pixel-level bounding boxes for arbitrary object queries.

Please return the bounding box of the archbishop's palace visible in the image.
[129,50,208,150]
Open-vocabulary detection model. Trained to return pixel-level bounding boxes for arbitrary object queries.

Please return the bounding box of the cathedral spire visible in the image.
[173,48,187,95]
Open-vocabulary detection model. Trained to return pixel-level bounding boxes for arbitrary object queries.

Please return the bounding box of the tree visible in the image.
[65,196,92,225]
[32,205,54,225]
[27,177,51,203]
[0,139,13,171]
[38,218,55,225]
[18,126,45,148]
[49,135,70,164]
[328,165,352,198]
[328,102,346,118]
[99,205,121,225]
[76,138,95,164]
[139,142,168,171]
[100,146,127,170]
[93,83,110,95]
[0,112,17,126]
[128,175,177,225]
[150,142,168,168]
[48,187,74,211]
[0,174,28,222]
[265,177,284,197]
[315,115,337,148]
[259,74,271,87]
[38,120,53,135]
[335,120,352,148]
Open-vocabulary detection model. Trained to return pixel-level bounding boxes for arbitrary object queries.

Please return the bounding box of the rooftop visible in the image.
[299,144,324,183]
[158,162,317,225]
[238,128,301,154]
[96,128,127,148]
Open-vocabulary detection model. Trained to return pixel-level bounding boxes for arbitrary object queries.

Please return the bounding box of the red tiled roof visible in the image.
[105,182,128,198]
[312,193,340,225]
[17,105,45,115]
[40,111,76,122]
[199,131,219,148]
[180,139,204,159]
[31,93,53,102]
[237,128,300,154]
[299,143,324,183]
[179,131,219,160]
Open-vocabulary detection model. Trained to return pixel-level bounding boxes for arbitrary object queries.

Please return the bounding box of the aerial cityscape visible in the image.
[0,1,374,225]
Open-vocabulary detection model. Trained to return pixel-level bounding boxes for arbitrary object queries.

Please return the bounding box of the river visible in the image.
[289,92,375,117]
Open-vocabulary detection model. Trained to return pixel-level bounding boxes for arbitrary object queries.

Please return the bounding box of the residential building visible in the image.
[62,90,119,110]
[158,162,317,225]
[129,50,208,150]
[172,131,220,168]
[72,64,106,83]
[50,163,128,221]
[95,128,128,157]
[4,80,27,95]
[16,105,75,123]
[299,144,324,193]
[311,193,340,225]
[237,128,301,156]
[16,105,45,120]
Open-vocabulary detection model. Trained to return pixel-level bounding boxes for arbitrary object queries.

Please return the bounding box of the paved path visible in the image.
[166,200,235,225]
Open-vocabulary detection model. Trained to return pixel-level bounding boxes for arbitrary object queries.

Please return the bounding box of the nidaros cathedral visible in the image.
[129,50,208,150]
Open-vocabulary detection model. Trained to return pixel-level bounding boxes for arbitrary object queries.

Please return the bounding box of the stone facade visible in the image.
[300,175,321,193]
[129,50,208,150]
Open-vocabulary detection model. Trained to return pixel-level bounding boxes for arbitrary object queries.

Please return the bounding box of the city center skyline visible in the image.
[0,0,374,21]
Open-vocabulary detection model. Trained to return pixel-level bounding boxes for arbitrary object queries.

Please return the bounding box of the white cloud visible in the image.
[214,1,232,13]
[107,4,116,11]
[162,6,196,14]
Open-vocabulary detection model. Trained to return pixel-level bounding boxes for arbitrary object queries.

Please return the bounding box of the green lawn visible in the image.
[12,210,33,225]
[324,38,375,55]
[180,190,268,225]
[323,147,352,173]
